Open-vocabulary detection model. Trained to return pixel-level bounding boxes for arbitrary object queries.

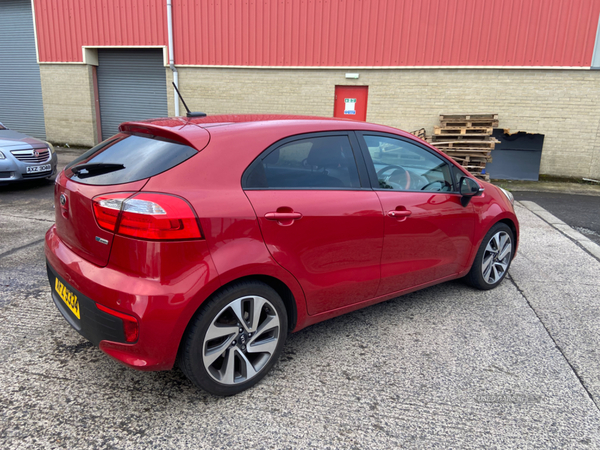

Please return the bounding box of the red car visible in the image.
[45,115,518,395]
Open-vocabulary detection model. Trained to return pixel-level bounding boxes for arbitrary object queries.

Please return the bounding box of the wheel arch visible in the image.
[497,217,519,257]
[175,274,299,362]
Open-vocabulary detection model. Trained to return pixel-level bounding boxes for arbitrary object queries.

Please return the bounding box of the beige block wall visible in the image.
[40,64,97,147]
[168,67,600,179]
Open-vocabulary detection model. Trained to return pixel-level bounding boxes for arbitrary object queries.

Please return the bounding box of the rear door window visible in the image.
[244,135,361,189]
[66,133,197,185]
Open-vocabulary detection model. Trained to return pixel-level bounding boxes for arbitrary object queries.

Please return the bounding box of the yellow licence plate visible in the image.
[55,278,80,319]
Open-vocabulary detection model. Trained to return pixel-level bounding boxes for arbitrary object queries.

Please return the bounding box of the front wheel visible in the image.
[464,223,514,290]
[179,281,287,396]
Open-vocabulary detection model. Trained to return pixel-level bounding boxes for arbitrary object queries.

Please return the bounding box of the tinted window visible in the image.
[245,135,361,189]
[364,135,453,192]
[66,133,197,185]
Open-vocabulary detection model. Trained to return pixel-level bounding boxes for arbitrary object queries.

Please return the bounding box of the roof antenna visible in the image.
[172,82,207,118]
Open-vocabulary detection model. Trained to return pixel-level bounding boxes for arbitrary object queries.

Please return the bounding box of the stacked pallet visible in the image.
[410,127,427,141]
[428,114,499,181]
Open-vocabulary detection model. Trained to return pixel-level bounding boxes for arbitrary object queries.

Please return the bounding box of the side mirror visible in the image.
[459,177,483,206]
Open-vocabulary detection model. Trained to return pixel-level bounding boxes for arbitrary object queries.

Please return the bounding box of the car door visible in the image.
[356,132,477,296]
[243,132,384,315]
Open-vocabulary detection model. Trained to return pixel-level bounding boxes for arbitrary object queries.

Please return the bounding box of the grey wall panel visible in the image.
[0,0,46,139]
[97,49,168,140]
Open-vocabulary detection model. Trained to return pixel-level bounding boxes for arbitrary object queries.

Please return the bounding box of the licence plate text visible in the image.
[55,278,80,319]
[26,164,51,174]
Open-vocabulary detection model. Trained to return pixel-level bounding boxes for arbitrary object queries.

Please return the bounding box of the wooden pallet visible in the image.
[434,126,493,136]
[431,134,498,142]
[443,151,492,160]
[440,114,498,121]
[473,173,491,182]
[450,154,491,162]
[439,114,499,128]
[431,135,496,143]
[410,128,427,140]
[426,114,499,181]
[448,156,488,167]
[440,119,499,128]
[431,140,496,149]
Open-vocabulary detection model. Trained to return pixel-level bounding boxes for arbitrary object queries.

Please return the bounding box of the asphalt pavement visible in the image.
[514,191,600,245]
[1,153,600,448]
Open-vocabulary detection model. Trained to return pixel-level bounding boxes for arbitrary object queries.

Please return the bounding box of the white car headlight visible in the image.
[46,142,55,154]
[499,187,514,206]
[0,151,5,160]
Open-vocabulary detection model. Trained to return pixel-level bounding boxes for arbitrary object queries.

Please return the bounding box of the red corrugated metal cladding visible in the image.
[35,0,600,67]
[34,0,168,62]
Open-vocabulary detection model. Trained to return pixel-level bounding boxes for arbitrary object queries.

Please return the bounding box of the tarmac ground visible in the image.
[513,192,600,245]
[1,150,600,448]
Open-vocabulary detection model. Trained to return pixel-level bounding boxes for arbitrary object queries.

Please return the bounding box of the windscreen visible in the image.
[66,133,197,185]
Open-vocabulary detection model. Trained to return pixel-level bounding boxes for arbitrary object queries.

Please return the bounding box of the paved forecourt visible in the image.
[1,168,599,448]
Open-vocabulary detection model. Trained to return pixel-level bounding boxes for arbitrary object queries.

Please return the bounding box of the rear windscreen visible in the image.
[66,133,197,185]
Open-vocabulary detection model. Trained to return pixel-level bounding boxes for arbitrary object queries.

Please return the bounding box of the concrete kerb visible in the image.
[518,200,600,262]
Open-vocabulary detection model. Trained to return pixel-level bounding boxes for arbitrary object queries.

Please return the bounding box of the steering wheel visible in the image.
[377,165,411,190]
[420,180,452,191]
[376,164,402,177]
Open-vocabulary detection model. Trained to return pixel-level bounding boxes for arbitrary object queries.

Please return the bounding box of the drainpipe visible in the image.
[167,0,179,116]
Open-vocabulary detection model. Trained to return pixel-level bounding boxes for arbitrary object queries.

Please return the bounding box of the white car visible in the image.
[0,122,58,184]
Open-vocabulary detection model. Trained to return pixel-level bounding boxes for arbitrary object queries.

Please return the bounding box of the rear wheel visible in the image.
[465,223,514,290]
[180,281,287,396]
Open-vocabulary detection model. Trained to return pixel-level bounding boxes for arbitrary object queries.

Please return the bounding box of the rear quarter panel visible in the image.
[141,124,316,332]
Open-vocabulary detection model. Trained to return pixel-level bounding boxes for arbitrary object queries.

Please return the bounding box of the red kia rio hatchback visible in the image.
[45,115,518,395]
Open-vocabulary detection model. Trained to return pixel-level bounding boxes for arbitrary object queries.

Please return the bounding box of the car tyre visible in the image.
[179,281,288,396]
[464,222,514,290]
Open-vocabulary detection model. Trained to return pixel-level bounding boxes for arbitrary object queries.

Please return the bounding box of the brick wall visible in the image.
[39,64,600,178]
[168,67,600,179]
[39,64,97,147]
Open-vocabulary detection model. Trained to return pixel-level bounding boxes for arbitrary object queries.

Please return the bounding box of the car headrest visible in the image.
[306,138,347,168]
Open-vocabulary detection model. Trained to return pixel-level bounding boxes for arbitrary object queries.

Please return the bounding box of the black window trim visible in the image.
[242,131,372,191]
[354,131,463,194]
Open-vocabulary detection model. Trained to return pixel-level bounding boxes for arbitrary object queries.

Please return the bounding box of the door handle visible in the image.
[388,210,412,218]
[265,212,303,221]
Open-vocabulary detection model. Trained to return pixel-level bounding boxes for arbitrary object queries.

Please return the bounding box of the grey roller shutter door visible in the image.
[0,0,46,139]
[97,49,168,140]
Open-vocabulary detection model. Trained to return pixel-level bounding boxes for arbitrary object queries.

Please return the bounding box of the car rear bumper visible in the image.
[45,224,221,371]
[47,263,128,346]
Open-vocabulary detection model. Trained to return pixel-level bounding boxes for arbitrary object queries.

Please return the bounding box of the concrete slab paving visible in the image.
[1,184,600,448]
[1,277,599,448]
[511,202,600,409]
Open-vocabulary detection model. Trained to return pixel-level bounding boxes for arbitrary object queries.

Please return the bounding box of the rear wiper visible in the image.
[71,163,125,178]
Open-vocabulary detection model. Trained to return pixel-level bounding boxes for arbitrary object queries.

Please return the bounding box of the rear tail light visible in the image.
[96,303,139,343]
[92,192,202,240]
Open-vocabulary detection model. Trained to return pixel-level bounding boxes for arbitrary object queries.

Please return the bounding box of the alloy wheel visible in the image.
[481,230,512,285]
[202,295,281,385]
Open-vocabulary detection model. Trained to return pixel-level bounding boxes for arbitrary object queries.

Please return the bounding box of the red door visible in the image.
[243,133,383,316]
[246,190,383,315]
[375,191,476,295]
[356,132,477,296]
[334,86,369,121]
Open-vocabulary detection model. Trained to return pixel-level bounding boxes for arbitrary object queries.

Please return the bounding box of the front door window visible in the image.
[364,135,454,192]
